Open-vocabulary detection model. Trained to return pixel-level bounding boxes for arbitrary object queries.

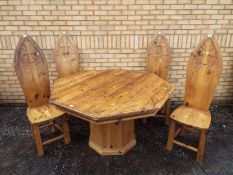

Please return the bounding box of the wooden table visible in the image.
[50,70,175,155]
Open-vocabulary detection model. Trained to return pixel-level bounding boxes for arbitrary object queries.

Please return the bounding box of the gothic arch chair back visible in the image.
[14,35,50,108]
[54,33,79,78]
[184,36,222,111]
[146,34,171,80]
[144,34,171,124]
[166,35,222,163]
[14,34,71,156]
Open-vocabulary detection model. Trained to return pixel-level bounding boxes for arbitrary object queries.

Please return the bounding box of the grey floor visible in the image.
[0,104,233,175]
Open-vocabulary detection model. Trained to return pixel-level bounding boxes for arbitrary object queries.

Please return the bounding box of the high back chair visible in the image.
[14,34,71,156]
[143,34,171,124]
[166,35,222,163]
[53,32,79,78]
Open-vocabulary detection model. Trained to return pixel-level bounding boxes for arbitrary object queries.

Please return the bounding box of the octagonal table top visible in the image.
[50,70,175,123]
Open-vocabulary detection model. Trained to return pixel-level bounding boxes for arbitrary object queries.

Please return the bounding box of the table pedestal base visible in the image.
[89,120,136,155]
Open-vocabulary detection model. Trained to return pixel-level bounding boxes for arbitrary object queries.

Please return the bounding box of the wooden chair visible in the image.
[143,34,171,125]
[53,32,79,78]
[166,35,222,163]
[14,34,71,156]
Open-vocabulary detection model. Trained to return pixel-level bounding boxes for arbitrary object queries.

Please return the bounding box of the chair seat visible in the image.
[170,105,211,129]
[27,104,64,124]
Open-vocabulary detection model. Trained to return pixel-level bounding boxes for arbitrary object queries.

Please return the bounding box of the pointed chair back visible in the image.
[146,34,171,80]
[184,36,222,111]
[53,33,79,78]
[14,35,50,108]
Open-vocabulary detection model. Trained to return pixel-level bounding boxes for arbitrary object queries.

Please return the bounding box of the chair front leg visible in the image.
[167,120,176,151]
[30,125,35,139]
[62,116,71,144]
[165,99,170,125]
[196,130,207,163]
[31,124,44,156]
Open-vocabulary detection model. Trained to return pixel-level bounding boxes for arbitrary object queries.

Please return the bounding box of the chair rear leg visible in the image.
[62,116,71,144]
[196,130,207,163]
[179,126,186,136]
[167,120,176,151]
[142,118,147,124]
[51,121,56,132]
[31,124,44,156]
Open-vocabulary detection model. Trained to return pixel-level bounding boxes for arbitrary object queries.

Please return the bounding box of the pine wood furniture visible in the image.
[166,36,222,163]
[54,32,79,78]
[50,70,175,155]
[143,34,171,125]
[14,34,71,156]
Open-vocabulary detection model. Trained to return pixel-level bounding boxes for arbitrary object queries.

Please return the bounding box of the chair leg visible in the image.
[165,99,170,126]
[31,124,44,156]
[167,120,176,151]
[30,125,35,139]
[179,126,186,136]
[51,121,56,132]
[62,116,71,144]
[196,130,207,163]
[142,118,147,124]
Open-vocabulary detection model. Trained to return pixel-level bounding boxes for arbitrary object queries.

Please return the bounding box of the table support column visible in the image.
[89,120,136,155]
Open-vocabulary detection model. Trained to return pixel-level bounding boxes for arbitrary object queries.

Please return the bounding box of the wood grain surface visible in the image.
[14,35,50,108]
[146,34,171,80]
[54,33,79,78]
[27,104,64,124]
[184,36,222,111]
[170,105,211,129]
[89,120,136,155]
[144,34,171,124]
[170,36,222,130]
[50,70,175,123]
[14,34,71,156]
[167,36,222,163]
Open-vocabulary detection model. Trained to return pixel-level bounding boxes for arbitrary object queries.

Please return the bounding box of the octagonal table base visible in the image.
[89,120,136,155]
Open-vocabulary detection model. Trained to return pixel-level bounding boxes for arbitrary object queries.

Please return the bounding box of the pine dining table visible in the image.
[50,69,175,155]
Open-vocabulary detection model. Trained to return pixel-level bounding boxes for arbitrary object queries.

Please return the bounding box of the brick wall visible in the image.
[0,0,233,103]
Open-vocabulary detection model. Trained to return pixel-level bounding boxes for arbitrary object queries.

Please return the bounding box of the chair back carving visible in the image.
[184,36,222,111]
[146,34,171,80]
[14,35,50,108]
[54,33,79,78]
